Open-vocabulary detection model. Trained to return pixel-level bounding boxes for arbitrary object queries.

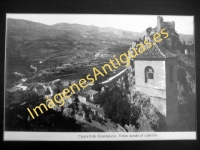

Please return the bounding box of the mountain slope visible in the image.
[5,18,143,87]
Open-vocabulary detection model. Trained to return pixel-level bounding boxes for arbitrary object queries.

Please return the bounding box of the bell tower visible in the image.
[134,43,178,128]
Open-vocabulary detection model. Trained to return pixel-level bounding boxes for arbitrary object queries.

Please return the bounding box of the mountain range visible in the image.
[5,18,194,87]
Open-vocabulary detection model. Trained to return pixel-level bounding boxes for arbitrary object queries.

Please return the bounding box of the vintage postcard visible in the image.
[4,14,196,141]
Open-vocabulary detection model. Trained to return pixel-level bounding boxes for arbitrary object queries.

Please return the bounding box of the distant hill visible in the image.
[6,18,193,61]
[179,34,194,45]
[5,18,143,87]
[140,29,194,45]
[5,18,194,88]
[6,18,142,60]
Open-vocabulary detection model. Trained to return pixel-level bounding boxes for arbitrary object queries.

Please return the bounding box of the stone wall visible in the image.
[165,58,178,127]
[165,58,177,91]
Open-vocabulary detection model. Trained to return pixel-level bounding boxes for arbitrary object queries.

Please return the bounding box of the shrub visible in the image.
[91,114,97,120]
[86,117,92,123]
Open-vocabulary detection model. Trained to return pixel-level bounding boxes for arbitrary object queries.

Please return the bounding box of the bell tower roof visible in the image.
[135,44,177,60]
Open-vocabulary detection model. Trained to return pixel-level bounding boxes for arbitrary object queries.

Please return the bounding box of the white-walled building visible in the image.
[84,89,99,101]
[134,43,178,128]
[78,93,90,104]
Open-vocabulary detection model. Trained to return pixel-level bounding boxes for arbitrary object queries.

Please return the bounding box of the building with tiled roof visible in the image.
[134,16,178,128]
[84,89,99,101]
[135,44,177,60]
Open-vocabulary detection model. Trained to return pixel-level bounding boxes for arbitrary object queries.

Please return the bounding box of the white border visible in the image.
[4,132,196,141]
[4,14,196,142]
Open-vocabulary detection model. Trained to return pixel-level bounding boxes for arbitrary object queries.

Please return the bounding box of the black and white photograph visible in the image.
[4,14,196,141]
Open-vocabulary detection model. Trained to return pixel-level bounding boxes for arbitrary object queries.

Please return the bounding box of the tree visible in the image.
[115,96,130,126]
[74,95,79,112]
[102,86,131,126]
[92,81,103,92]
[81,103,91,122]
[183,40,185,46]
[130,105,141,126]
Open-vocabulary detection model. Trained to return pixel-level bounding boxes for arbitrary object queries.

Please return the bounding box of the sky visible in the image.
[7,14,194,35]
